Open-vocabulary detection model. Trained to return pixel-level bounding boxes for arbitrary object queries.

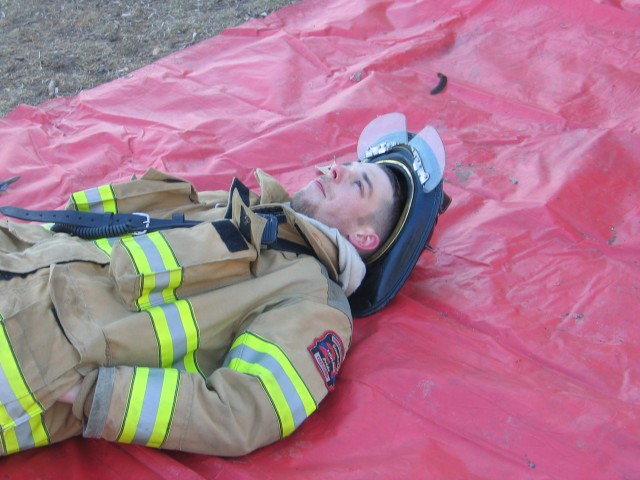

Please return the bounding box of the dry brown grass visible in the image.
[0,0,300,116]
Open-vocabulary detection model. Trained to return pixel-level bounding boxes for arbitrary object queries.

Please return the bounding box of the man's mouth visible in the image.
[315,179,326,197]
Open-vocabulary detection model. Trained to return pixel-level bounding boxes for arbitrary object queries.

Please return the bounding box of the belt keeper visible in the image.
[259,214,279,245]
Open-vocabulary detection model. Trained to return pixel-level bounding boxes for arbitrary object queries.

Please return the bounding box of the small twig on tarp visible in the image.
[430,72,447,95]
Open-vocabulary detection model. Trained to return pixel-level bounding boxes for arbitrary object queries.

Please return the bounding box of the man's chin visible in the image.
[290,190,317,218]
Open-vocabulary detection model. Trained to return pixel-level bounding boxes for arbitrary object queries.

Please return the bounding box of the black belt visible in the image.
[0,206,312,256]
[0,206,200,238]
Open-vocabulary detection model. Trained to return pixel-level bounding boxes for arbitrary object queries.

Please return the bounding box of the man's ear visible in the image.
[347,228,380,252]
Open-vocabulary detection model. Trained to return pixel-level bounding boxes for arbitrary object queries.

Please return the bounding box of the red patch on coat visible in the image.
[308,331,345,391]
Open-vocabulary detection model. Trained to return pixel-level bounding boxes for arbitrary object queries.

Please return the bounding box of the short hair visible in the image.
[363,164,405,259]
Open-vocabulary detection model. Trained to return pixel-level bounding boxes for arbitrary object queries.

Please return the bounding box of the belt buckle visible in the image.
[132,212,150,235]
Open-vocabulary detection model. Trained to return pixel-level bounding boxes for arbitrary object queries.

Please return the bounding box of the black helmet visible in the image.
[348,113,451,317]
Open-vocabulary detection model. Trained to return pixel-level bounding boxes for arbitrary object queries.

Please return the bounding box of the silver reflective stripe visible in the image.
[224,345,308,428]
[0,315,49,454]
[172,357,186,371]
[13,418,36,451]
[117,368,179,447]
[83,188,106,212]
[132,369,165,445]
[0,365,26,423]
[162,303,189,363]
[134,235,172,307]
[146,300,201,374]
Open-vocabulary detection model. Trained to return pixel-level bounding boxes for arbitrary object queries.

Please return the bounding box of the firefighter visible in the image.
[0,113,448,456]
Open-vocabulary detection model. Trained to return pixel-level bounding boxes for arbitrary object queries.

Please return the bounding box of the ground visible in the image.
[0,0,300,117]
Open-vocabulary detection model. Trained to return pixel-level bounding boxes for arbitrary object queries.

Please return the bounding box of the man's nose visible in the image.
[329,163,347,183]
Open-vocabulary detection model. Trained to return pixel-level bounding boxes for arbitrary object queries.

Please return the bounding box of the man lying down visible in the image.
[0,113,449,456]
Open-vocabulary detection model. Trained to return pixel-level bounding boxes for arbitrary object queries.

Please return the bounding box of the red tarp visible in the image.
[1,0,639,478]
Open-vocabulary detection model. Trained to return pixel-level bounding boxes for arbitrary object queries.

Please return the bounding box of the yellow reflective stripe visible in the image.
[93,236,122,257]
[29,414,49,448]
[148,307,174,369]
[228,357,295,436]
[240,334,316,417]
[71,185,122,255]
[147,369,180,448]
[120,232,183,310]
[1,425,18,455]
[1,415,50,455]
[0,322,44,429]
[225,332,317,438]
[71,184,117,213]
[71,190,91,212]
[0,316,49,455]
[178,299,201,374]
[117,368,180,448]
[118,368,148,444]
[147,300,201,374]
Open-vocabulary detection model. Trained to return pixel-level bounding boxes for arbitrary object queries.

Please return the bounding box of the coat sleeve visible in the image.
[80,292,353,456]
[64,168,231,218]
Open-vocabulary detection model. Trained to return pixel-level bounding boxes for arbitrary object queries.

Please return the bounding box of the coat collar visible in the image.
[253,169,366,295]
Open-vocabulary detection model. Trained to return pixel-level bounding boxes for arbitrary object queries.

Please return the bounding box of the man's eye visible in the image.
[355,180,364,194]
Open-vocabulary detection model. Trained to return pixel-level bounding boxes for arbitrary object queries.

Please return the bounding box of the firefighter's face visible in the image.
[291,162,393,253]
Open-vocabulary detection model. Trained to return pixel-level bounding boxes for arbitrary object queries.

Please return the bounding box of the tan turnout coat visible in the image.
[0,169,355,457]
